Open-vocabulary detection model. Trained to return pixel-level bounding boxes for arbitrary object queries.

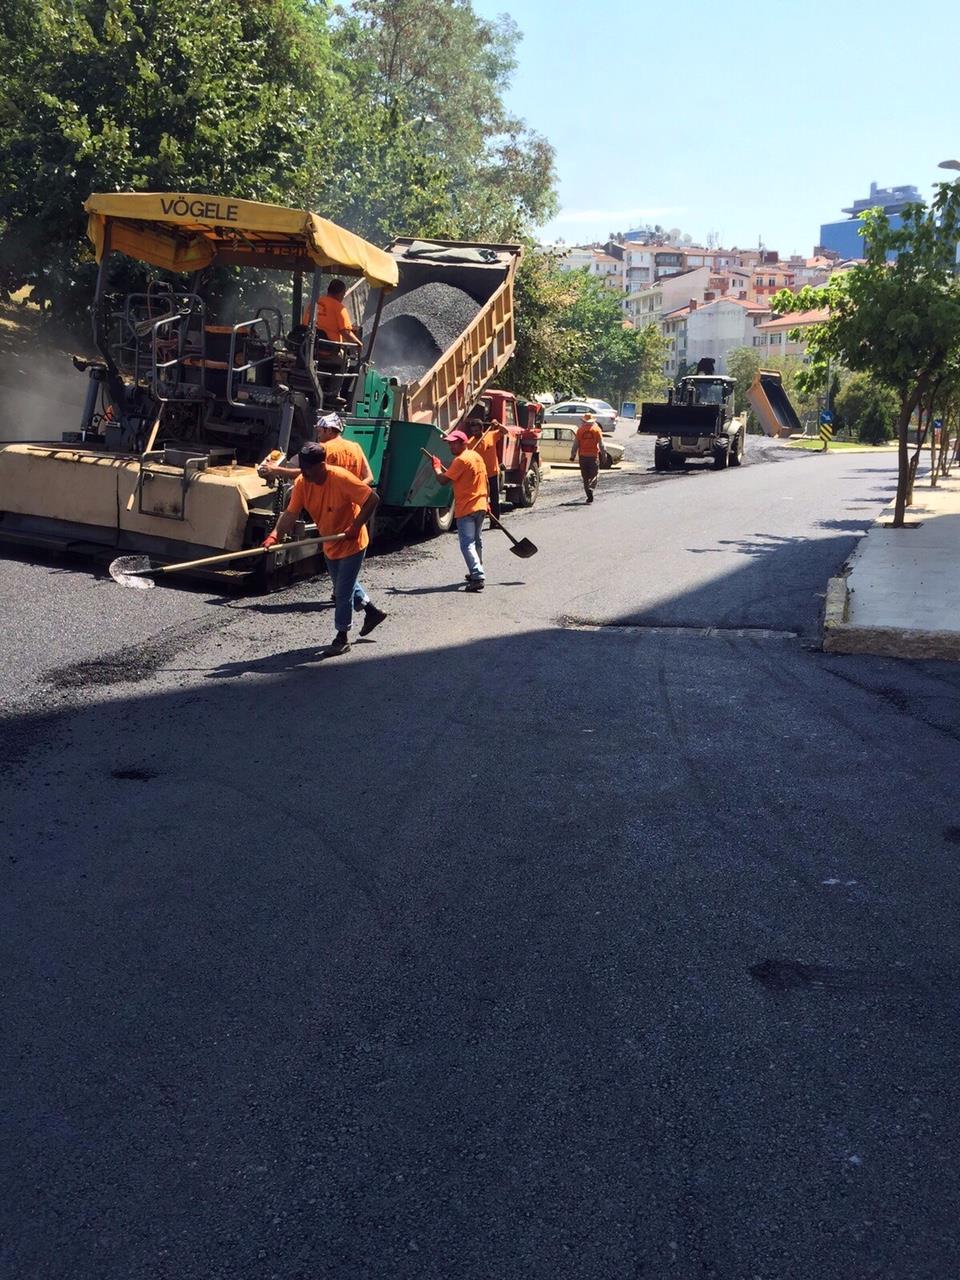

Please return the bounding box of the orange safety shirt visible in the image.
[445,449,488,518]
[575,422,604,458]
[472,427,501,478]
[285,464,373,560]
[303,295,355,342]
[323,436,369,480]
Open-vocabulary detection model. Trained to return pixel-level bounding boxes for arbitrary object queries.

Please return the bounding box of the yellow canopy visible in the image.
[84,192,399,288]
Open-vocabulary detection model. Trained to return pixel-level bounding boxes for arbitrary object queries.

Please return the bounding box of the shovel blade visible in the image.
[509,538,538,559]
[108,555,156,589]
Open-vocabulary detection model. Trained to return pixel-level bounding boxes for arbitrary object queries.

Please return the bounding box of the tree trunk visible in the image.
[893,384,923,527]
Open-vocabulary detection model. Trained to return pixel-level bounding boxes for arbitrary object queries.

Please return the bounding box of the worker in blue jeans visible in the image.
[432,429,489,591]
[262,442,383,653]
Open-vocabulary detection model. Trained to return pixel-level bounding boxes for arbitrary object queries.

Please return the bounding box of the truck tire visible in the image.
[427,499,456,535]
[713,442,730,470]
[654,444,671,471]
[730,436,743,467]
[515,463,540,508]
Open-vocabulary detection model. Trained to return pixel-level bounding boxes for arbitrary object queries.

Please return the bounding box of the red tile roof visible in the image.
[756,307,830,331]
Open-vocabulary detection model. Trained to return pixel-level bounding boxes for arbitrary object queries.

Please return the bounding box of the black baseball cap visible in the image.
[299,442,327,468]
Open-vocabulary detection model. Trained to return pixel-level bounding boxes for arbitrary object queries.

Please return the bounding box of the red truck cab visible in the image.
[470,389,542,508]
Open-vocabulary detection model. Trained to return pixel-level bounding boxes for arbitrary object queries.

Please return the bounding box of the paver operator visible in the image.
[302,279,362,350]
[427,430,489,592]
[569,410,605,503]
[262,442,386,654]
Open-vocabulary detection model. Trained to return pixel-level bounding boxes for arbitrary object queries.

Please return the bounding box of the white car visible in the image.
[539,425,624,469]
[541,399,618,435]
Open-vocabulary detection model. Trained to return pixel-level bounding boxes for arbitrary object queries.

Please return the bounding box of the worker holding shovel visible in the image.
[426,429,489,592]
[262,442,385,654]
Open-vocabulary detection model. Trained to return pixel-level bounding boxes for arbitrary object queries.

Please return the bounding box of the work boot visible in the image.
[586,491,594,503]
[327,630,350,654]
[465,577,485,593]
[359,603,387,637]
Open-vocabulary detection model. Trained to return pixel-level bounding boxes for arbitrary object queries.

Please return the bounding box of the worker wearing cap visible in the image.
[569,411,605,503]
[262,442,384,654]
[467,413,505,521]
[433,429,488,592]
[259,413,381,621]
[260,413,373,484]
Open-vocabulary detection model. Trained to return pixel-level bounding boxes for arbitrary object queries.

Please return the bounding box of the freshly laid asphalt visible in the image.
[3,435,960,1280]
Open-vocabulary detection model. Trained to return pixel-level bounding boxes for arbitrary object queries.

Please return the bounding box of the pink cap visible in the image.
[444,429,470,444]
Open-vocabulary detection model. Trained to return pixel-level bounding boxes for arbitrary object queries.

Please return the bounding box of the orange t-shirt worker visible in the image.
[570,411,605,503]
[434,429,488,591]
[302,282,361,347]
[573,417,604,458]
[284,465,374,560]
[445,447,488,518]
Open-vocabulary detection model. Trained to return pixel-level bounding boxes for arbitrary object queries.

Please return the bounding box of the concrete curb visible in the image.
[823,575,960,660]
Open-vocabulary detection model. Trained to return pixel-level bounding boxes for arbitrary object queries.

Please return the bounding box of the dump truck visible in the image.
[341,237,539,534]
[746,369,802,438]
[639,366,745,470]
[0,196,536,583]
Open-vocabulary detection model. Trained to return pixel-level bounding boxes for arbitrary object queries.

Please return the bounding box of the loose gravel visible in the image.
[373,283,481,384]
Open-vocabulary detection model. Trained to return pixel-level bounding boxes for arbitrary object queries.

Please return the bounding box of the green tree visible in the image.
[500,254,666,404]
[331,0,557,241]
[771,184,960,525]
[0,0,337,320]
[834,372,898,443]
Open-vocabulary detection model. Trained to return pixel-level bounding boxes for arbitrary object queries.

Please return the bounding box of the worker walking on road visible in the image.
[260,413,380,619]
[262,442,385,654]
[569,410,605,503]
[431,429,488,592]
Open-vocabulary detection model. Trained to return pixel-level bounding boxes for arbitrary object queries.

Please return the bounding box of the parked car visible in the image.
[541,399,617,434]
[539,425,624,469]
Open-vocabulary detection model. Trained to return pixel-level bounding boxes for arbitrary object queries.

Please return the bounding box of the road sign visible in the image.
[819,419,834,444]
[819,410,834,425]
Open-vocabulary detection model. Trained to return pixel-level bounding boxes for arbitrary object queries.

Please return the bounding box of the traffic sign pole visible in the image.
[819,409,834,452]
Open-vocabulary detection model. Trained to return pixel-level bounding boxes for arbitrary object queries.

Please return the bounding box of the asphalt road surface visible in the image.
[3,443,960,1280]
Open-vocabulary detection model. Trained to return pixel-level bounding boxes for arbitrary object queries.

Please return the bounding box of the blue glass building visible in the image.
[818,182,919,259]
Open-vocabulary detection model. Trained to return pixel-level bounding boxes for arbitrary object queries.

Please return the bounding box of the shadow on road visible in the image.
[4,518,960,1280]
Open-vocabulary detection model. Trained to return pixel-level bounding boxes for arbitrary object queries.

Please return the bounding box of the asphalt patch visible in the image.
[943,826,960,844]
[44,617,222,690]
[110,768,157,782]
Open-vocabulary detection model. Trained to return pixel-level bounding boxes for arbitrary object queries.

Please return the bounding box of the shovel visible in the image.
[108,533,346,590]
[487,511,537,559]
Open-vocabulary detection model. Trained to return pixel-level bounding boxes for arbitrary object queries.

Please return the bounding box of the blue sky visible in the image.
[474,0,960,255]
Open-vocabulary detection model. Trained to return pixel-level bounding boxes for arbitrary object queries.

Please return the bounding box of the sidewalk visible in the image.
[824,470,960,659]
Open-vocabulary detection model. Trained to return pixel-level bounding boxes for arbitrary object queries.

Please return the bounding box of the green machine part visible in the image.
[344,418,453,509]
[353,369,397,420]
[346,370,454,510]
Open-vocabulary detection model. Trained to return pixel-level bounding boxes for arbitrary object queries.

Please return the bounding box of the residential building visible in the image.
[818,181,920,259]
[751,261,796,304]
[685,296,770,373]
[661,306,690,379]
[553,245,626,295]
[753,308,829,359]
[625,266,713,327]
